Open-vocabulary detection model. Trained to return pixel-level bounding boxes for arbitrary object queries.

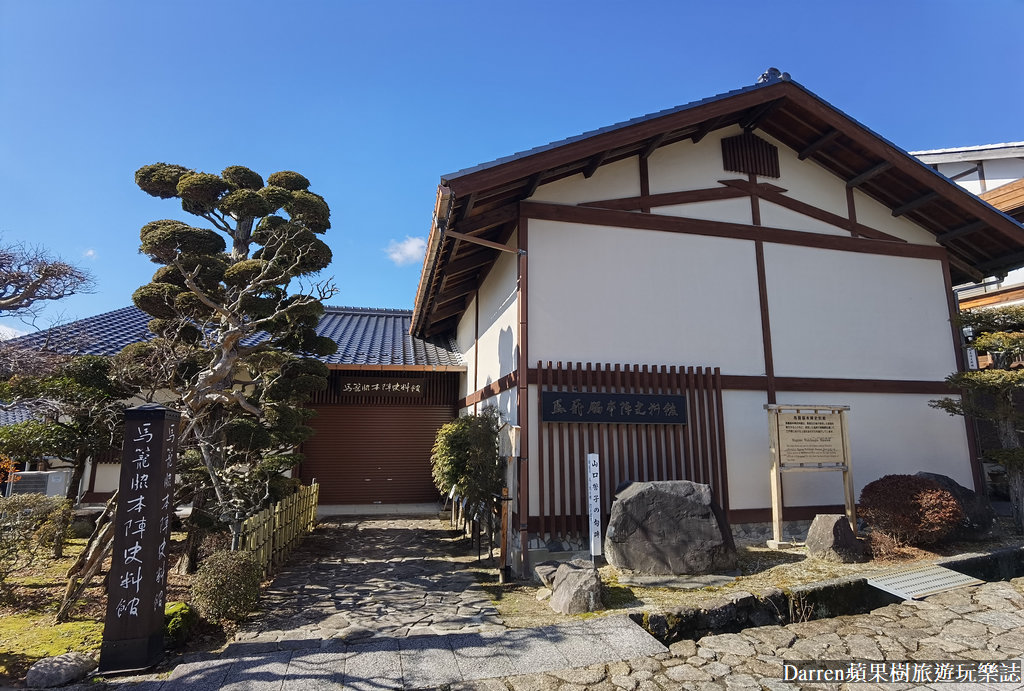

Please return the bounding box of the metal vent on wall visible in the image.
[866,564,984,600]
[721,132,780,178]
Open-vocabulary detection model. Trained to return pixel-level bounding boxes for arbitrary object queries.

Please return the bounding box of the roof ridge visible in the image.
[323,305,413,315]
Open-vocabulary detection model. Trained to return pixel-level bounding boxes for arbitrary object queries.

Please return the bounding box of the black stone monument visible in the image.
[98,404,180,674]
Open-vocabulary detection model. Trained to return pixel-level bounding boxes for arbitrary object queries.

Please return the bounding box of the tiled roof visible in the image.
[6,306,463,369]
[0,403,38,426]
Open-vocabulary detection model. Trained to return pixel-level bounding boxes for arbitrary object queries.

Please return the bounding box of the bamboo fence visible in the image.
[238,481,319,578]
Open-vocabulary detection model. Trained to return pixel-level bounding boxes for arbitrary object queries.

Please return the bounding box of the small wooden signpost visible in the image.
[98,404,180,674]
[765,404,855,549]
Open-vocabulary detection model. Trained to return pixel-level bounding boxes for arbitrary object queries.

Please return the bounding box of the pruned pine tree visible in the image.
[931,305,1024,533]
[115,164,337,566]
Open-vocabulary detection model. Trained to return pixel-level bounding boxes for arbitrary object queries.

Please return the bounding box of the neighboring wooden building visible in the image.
[411,72,1024,571]
[5,306,464,506]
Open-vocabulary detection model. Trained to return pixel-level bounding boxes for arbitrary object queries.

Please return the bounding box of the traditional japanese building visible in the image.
[411,70,1024,571]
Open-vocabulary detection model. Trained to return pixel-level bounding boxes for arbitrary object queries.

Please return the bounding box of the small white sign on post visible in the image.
[586,453,602,558]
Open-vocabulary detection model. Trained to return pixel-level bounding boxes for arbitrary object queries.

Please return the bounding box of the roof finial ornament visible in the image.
[757,67,790,84]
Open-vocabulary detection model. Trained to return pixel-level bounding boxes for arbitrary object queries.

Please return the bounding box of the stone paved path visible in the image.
[233,516,505,642]
[94,518,1024,690]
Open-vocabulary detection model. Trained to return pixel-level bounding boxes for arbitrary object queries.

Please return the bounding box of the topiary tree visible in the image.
[931,305,1024,533]
[116,163,337,568]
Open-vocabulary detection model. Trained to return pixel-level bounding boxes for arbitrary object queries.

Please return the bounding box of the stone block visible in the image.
[549,560,603,615]
[805,514,867,563]
[25,652,97,689]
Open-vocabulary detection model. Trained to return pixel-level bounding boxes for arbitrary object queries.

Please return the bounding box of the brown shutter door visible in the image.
[300,404,452,504]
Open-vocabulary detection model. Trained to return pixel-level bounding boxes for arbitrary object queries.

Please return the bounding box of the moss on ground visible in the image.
[0,614,102,681]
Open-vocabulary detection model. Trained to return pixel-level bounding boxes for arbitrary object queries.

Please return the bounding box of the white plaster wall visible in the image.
[764,245,957,380]
[648,127,739,194]
[983,158,1024,192]
[758,202,848,237]
[93,463,121,494]
[759,131,849,219]
[528,219,766,374]
[721,389,771,510]
[655,198,753,224]
[455,293,478,399]
[468,232,520,423]
[529,157,640,204]
[851,189,940,245]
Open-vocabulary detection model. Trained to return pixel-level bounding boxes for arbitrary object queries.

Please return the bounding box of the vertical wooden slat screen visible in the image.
[535,361,728,539]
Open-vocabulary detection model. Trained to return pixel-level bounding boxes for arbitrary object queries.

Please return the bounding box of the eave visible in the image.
[411,77,1024,338]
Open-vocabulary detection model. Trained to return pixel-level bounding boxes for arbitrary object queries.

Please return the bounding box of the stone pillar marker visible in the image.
[98,404,180,674]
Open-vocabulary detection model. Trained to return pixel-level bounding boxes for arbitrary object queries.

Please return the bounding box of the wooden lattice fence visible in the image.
[238,481,319,577]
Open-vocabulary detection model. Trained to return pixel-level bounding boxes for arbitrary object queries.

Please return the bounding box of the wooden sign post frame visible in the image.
[765,404,855,550]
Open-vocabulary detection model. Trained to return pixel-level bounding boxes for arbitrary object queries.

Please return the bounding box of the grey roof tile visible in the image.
[6,306,463,368]
[0,403,38,426]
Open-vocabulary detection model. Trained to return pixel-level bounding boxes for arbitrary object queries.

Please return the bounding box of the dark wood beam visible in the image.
[846,161,892,188]
[980,249,1024,273]
[580,185,749,211]
[719,178,906,242]
[892,191,940,217]
[936,220,987,244]
[582,151,609,178]
[523,172,544,199]
[640,133,668,160]
[797,128,840,160]
[738,99,781,130]
[691,115,728,144]
[429,299,467,322]
[946,252,986,283]
[520,201,947,263]
[456,193,477,222]
[453,204,517,234]
[443,250,497,277]
[444,229,517,253]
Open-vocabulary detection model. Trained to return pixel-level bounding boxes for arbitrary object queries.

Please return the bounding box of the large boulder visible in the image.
[604,480,736,575]
[548,559,603,614]
[805,514,867,563]
[915,471,996,540]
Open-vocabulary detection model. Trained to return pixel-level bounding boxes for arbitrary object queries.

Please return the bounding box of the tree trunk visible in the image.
[65,448,89,504]
[173,488,208,575]
[1007,462,1024,534]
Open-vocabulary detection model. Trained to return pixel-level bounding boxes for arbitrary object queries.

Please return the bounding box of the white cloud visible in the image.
[83,248,97,259]
[385,236,427,266]
[0,325,26,340]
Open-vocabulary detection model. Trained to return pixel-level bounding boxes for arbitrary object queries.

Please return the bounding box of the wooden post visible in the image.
[99,405,180,674]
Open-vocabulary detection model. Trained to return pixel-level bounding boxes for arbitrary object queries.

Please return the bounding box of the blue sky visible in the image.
[1,0,1022,334]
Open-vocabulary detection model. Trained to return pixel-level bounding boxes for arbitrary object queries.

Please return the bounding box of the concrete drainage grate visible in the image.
[866,564,984,600]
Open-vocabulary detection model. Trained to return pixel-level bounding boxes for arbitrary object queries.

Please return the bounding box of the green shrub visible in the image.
[0,493,72,596]
[431,407,504,518]
[190,550,261,621]
[33,497,72,558]
[164,601,199,644]
[859,474,963,546]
